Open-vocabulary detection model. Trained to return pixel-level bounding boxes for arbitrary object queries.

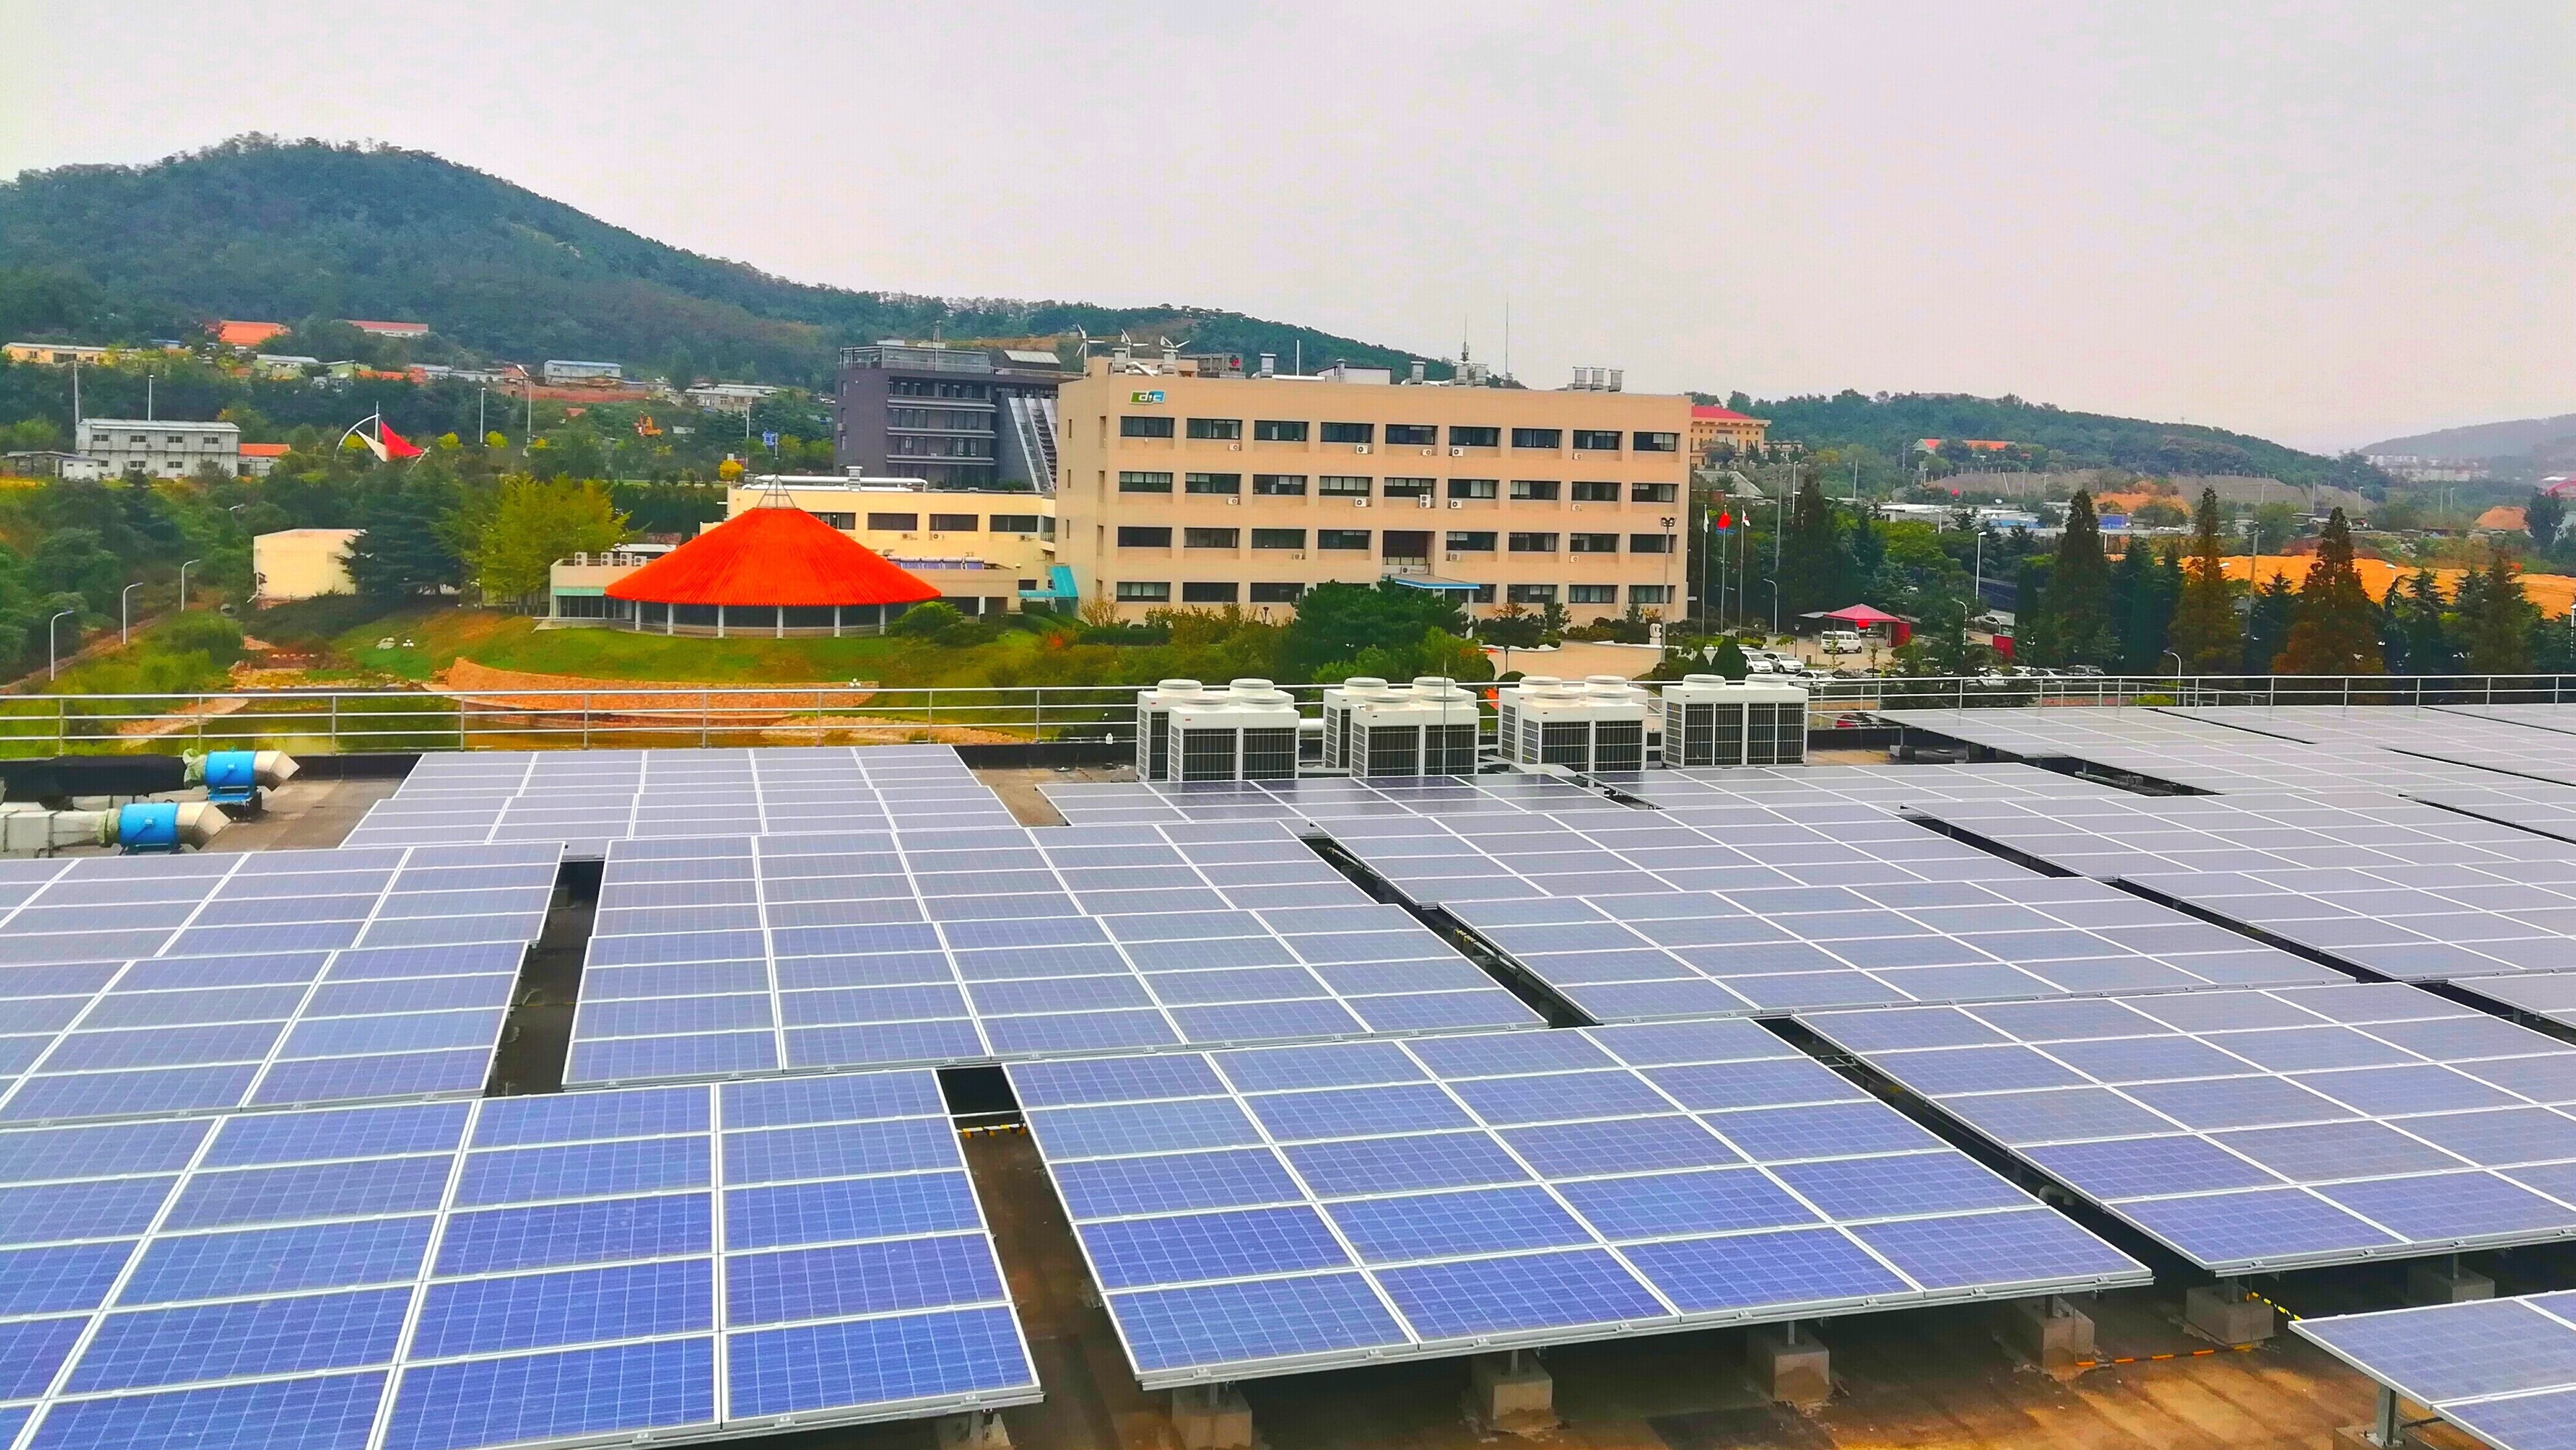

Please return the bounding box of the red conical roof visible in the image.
[606,507,941,607]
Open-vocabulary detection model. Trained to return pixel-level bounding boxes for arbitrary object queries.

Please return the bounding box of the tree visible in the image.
[1278,582,1468,680]
[2029,490,2112,666]
[471,477,625,606]
[2384,569,2457,677]
[2169,488,2241,675]
[2456,555,2538,675]
[2244,573,2296,675]
[2273,508,2383,677]
[347,471,464,597]
[1776,473,1848,618]
[2529,490,2567,550]
[2108,542,2178,672]
[1479,603,1542,649]
[31,527,121,614]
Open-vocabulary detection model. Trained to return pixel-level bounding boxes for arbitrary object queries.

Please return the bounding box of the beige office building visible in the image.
[1057,358,1692,621]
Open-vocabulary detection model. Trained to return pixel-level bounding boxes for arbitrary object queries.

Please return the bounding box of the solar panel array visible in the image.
[1040,774,1635,826]
[2133,862,2576,982]
[567,823,1541,1084]
[0,1070,1037,1450]
[1908,790,2570,881]
[1594,762,2142,812]
[1802,984,2576,1272]
[0,846,560,1125]
[2409,781,2576,848]
[1005,1023,2146,1386]
[343,747,1013,856]
[2296,1291,2576,1450]
[1874,707,2507,794]
[2164,705,2576,788]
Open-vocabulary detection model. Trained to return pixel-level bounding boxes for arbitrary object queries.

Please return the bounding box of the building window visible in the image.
[1183,527,1239,549]
[1507,532,1559,553]
[990,514,1041,534]
[1507,584,1559,604]
[1446,531,1496,552]
[1570,481,1620,501]
[1632,431,1679,453]
[929,513,978,532]
[1182,582,1240,604]
[1249,582,1304,603]
[1187,418,1241,440]
[1116,581,1172,601]
[1509,479,1560,501]
[1185,472,1241,494]
[1630,584,1672,604]
[1317,529,1371,551]
[1447,478,1498,500]
[1251,529,1306,550]
[1570,584,1618,605]
[1381,531,1431,560]
[1117,526,1173,547]
[1118,471,1174,493]
[1572,429,1620,451]
[1629,532,1676,554]
[1253,420,1309,442]
[1252,474,1307,495]
[1469,584,1496,604]
[1629,482,1679,503]
[814,512,857,529]
[1119,416,1174,438]
[1570,532,1619,553]
[867,512,919,531]
[1449,425,1500,448]
[1382,477,1433,499]
[1320,422,1373,444]
[1511,428,1562,449]
[1385,423,1437,447]
[1319,475,1370,496]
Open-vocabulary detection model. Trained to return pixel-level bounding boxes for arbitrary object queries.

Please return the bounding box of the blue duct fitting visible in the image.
[117,803,181,853]
[203,751,260,805]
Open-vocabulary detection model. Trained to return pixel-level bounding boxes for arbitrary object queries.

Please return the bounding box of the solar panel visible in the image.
[1907,789,2571,881]
[0,846,561,1125]
[1594,762,2143,812]
[2296,1292,2576,1450]
[2166,705,2576,789]
[1874,706,2510,795]
[1041,774,1637,826]
[344,747,1015,857]
[1801,983,2576,1273]
[2412,780,2576,849]
[2129,860,2576,982]
[565,821,1541,1083]
[1006,1022,2146,1385]
[0,1071,1038,1450]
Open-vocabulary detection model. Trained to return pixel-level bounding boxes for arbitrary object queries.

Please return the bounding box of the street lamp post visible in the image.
[179,558,202,610]
[1661,516,1677,628]
[47,610,75,681]
[121,582,142,645]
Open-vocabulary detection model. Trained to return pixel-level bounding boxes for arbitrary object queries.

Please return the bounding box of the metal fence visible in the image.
[1,675,2572,757]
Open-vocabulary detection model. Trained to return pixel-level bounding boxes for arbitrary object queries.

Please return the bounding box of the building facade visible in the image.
[543,360,624,385]
[3,342,108,366]
[77,418,241,478]
[1055,356,1692,621]
[834,345,1066,493]
[252,529,359,604]
[1689,405,1770,456]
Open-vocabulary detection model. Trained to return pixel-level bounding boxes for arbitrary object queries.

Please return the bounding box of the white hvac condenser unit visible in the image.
[1498,675,1650,773]
[1169,679,1302,781]
[1658,675,1809,766]
[1323,676,1480,777]
[1135,678,1206,781]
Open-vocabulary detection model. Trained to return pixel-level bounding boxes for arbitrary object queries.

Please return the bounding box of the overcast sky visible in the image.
[6,1,2570,451]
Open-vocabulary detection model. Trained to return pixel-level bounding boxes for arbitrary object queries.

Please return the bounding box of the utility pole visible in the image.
[121,582,142,645]
[179,558,201,610]
[478,388,486,444]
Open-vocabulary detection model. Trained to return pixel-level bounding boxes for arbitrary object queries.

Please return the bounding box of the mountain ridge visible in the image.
[2360,413,2576,462]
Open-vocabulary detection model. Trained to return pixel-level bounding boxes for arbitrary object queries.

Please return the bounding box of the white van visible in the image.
[1820,631,1865,655]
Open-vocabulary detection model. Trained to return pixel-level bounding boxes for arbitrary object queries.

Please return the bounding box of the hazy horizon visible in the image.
[5,1,2569,454]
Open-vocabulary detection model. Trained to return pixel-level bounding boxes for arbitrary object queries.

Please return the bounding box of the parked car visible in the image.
[1819,631,1866,655]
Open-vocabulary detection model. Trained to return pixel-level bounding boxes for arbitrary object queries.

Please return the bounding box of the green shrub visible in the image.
[889,601,963,638]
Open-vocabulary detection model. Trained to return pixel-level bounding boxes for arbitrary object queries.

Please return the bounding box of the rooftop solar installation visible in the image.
[1322,806,2339,1018]
[1040,775,1636,826]
[343,746,1014,856]
[1593,762,2143,812]
[1801,983,2576,1273]
[2130,861,2576,982]
[1874,706,2508,794]
[2410,781,2576,847]
[2295,1291,2576,1450]
[566,822,1542,1084]
[1005,1022,2147,1386]
[2452,973,2576,1034]
[0,1071,1038,1450]
[2162,705,2576,788]
[0,845,560,1124]
[2438,702,2576,738]
[1908,790,2573,880]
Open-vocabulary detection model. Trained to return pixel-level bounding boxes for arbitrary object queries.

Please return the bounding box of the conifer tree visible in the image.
[2386,569,2456,676]
[2032,490,2112,666]
[2274,508,2383,675]
[2168,488,2240,675]
[2458,555,2537,675]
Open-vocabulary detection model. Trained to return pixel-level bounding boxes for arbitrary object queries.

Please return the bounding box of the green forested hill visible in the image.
[0,136,1439,386]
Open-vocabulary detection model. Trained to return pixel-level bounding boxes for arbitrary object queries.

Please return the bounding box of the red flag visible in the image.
[378,421,424,460]
[1717,511,1732,530]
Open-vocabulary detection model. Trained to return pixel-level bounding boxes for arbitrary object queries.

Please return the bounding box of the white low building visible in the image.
[78,418,240,479]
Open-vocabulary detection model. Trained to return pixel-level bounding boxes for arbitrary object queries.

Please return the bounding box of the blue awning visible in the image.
[1019,564,1080,601]
[1382,573,1481,593]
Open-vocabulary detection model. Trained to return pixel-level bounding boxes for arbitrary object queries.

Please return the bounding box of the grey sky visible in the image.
[7,1,2570,451]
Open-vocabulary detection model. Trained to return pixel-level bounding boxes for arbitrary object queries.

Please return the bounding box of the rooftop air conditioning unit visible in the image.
[1135,678,1206,780]
[1341,676,1481,777]
[1498,675,1649,773]
[1658,675,1809,767]
[1169,679,1301,781]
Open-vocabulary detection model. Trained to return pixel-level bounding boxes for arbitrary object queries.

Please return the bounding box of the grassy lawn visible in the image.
[334,605,1056,687]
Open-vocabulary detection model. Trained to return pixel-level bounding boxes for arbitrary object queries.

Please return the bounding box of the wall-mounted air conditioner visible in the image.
[1226,497,1241,506]
[1354,444,1370,454]
[1444,552,1459,562]
[1447,501,1463,510]
[1448,447,1464,456]
[1497,675,1650,773]
[1353,499,1370,508]
[1230,443,1242,451]
[1658,675,1808,767]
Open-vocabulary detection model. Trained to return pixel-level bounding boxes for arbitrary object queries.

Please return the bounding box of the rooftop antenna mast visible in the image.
[1504,294,1511,382]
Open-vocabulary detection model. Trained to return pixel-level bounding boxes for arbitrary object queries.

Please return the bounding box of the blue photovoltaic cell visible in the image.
[1054,1150,1306,1219]
[2296,1291,2576,1449]
[1328,1186,1592,1262]
[410,1259,713,1358]
[68,1288,413,1392]
[1377,1248,1666,1340]
[727,1306,1035,1418]
[1081,1206,1350,1288]
[434,1192,710,1276]
[1624,1228,1909,1312]
[727,1236,1004,1323]
[382,1338,717,1450]
[0,1317,83,1400]
[724,1172,984,1249]
[30,1371,390,1450]
[724,1117,960,1184]
[121,1216,433,1303]
[163,1155,453,1230]
[1109,1274,1408,1371]
[0,1242,135,1316]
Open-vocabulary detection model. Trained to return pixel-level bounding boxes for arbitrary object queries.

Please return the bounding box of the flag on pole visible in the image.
[340,412,425,462]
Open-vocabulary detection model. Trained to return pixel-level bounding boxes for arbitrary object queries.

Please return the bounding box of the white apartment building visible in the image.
[77,419,242,479]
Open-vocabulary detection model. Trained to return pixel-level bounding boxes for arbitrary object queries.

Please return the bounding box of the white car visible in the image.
[1819,631,1866,655]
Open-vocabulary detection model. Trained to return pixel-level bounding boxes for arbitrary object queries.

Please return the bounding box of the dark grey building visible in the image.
[834,345,1065,492]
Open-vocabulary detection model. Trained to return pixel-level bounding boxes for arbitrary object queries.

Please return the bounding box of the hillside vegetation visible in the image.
[0,136,1440,387]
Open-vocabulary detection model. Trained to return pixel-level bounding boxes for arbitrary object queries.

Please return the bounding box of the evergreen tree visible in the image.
[2168,488,2241,675]
[2530,490,2567,551]
[2386,570,2457,676]
[347,469,465,597]
[2032,490,2112,666]
[1776,473,1848,618]
[2457,555,2537,675]
[2244,574,2296,676]
[2273,508,2383,676]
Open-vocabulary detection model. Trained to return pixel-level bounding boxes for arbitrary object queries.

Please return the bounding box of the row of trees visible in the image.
[2020,489,2562,678]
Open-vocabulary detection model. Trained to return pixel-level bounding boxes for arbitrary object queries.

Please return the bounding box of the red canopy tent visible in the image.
[1813,603,1911,645]
[606,505,940,636]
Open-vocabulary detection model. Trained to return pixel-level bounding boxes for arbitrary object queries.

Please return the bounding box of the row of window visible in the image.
[856,512,1046,534]
[1114,527,1673,553]
[886,408,994,432]
[1119,418,1678,451]
[1112,472,1679,503]
[1113,581,1673,605]
[888,436,994,458]
[885,379,990,399]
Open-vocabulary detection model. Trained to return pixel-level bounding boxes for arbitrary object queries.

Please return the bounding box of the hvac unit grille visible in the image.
[1137,706,1174,779]
[1592,719,1646,773]
[1538,720,1591,768]
[1241,728,1299,779]
[1359,725,1419,778]
[1177,727,1238,781]
[1430,722,1480,773]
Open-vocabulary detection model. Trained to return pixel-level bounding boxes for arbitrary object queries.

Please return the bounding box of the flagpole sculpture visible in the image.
[340,411,426,464]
